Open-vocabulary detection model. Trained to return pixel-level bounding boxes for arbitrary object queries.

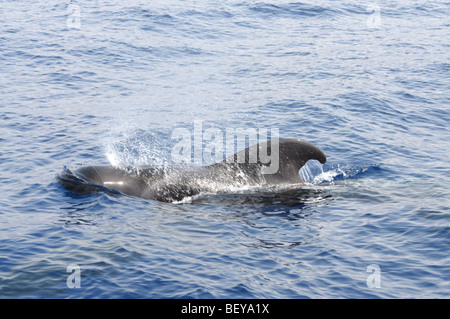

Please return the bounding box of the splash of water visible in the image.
[299,160,326,184]
[103,128,171,169]
[309,163,382,184]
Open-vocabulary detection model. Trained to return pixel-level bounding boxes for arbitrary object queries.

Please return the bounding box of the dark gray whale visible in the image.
[58,138,326,202]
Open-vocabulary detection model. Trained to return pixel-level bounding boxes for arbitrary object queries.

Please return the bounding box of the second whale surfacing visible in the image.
[57,138,326,203]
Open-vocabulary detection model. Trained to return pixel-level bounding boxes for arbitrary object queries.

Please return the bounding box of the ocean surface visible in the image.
[1,0,449,298]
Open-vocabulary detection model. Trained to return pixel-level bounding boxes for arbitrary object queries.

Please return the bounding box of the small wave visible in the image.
[248,2,339,18]
[310,163,383,184]
[173,183,331,207]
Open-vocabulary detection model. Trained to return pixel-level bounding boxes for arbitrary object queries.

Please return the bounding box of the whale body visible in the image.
[58,138,326,202]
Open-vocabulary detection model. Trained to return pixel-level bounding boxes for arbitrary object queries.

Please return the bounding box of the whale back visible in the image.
[58,138,327,201]
[218,138,327,184]
[60,166,149,198]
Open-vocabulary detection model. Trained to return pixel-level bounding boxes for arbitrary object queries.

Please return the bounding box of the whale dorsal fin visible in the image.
[220,138,326,184]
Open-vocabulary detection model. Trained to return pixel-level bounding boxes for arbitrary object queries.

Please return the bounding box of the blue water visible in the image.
[1,0,449,298]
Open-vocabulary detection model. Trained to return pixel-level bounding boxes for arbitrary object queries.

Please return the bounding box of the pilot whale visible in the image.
[58,138,326,202]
